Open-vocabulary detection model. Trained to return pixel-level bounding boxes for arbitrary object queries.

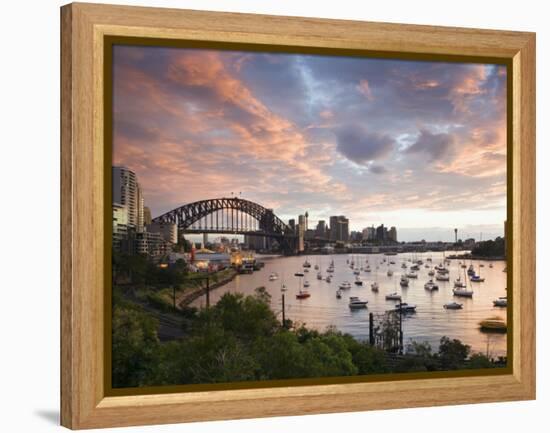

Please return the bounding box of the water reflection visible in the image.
[193,252,507,357]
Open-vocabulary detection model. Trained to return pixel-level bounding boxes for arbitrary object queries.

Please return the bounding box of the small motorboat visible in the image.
[461,264,467,269]
[479,317,507,333]
[453,287,473,297]
[395,302,417,313]
[339,281,352,290]
[296,290,311,299]
[304,268,310,273]
[400,276,409,287]
[387,269,394,277]
[314,264,319,270]
[371,282,379,292]
[336,289,342,299]
[349,296,368,309]
[385,292,402,301]
[294,271,304,277]
[325,275,332,283]
[405,271,418,278]
[303,260,311,268]
[435,273,450,281]
[354,276,363,286]
[317,272,323,280]
[489,263,494,268]
[410,264,420,271]
[353,269,360,275]
[303,280,311,288]
[428,269,435,276]
[326,267,334,273]
[493,297,507,307]
[470,275,485,282]
[269,272,278,281]
[444,302,463,310]
[424,280,439,291]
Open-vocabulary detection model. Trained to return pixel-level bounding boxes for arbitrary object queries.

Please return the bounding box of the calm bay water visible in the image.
[192,252,508,357]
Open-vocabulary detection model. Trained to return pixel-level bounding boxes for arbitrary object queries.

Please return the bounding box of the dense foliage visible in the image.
[112,288,501,388]
[471,237,505,258]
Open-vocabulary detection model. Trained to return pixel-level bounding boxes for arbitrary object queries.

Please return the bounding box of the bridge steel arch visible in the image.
[151,197,297,253]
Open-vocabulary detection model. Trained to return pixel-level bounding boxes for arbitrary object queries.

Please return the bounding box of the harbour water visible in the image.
[192,252,508,357]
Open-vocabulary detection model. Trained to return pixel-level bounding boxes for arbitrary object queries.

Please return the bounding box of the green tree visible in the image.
[437,336,470,370]
[112,306,160,387]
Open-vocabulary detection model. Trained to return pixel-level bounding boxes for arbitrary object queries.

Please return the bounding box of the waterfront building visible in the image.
[143,206,152,225]
[112,166,144,229]
[316,220,327,238]
[389,226,398,242]
[329,215,349,242]
[132,230,170,257]
[376,224,388,242]
[297,214,306,252]
[112,203,129,252]
[147,222,177,244]
[288,218,296,233]
[193,249,231,272]
[362,226,376,241]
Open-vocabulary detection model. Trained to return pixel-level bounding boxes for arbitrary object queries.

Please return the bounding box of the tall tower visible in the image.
[305,211,309,231]
[454,228,458,243]
[112,166,144,230]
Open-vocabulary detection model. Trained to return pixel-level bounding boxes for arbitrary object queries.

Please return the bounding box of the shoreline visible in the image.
[177,269,238,307]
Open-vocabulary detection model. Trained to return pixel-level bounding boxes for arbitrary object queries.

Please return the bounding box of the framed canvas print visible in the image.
[60,2,536,429]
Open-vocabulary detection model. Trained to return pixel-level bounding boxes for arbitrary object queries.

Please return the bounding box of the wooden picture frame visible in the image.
[61,2,536,429]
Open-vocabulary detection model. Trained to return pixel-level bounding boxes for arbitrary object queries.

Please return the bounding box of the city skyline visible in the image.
[112,45,507,242]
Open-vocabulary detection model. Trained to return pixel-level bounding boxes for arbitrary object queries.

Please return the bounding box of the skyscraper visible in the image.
[329,215,350,242]
[113,166,144,229]
[316,220,327,238]
[389,226,397,242]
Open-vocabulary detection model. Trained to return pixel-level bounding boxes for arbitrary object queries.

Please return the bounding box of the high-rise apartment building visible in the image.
[113,166,144,229]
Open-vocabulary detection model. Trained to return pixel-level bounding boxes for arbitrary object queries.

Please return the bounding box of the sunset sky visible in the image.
[112,45,507,242]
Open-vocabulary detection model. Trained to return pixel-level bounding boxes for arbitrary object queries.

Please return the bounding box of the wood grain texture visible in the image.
[60,2,536,429]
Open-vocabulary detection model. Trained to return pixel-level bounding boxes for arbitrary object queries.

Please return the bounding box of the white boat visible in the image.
[435,273,450,281]
[395,302,417,313]
[400,276,409,287]
[349,296,368,309]
[405,271,418,278]
[387,269,394,277]
[453,287,473,297]
[424,280,439,291]
[317,272,323,280]
[339,281,352,290]
[303,280,310,288]
[428,269,435,276]
[336,289,342,299]
[371,282,379,292]
[493,297,507,307]
[294,271,304,277]
[269,272,278,281]
[354,276,363,286]
[385,292,402,301]
[444,302,463,310]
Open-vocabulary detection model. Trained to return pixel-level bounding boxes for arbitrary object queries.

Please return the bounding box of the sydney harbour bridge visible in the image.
[152,197,299,254]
